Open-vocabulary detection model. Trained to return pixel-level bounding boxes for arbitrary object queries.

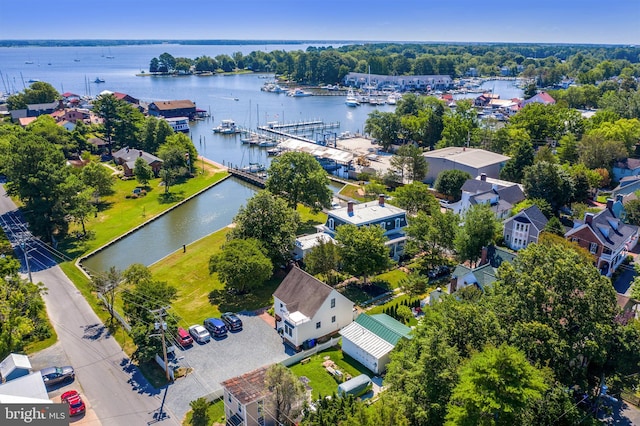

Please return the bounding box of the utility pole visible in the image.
[151,307,172,382]
[19,240,33,283]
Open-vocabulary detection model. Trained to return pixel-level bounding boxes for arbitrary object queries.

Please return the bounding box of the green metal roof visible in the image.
[355,313,412,345]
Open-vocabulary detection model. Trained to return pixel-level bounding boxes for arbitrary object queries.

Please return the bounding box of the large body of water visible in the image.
[1,44,522,272]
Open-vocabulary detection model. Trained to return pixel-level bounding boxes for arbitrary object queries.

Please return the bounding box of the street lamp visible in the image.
[19,241,32,283]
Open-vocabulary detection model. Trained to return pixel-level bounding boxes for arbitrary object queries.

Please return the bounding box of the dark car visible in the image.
[41,366,75,387]
[176,327,194,347]
[61,390,86,417]
[221,312,243,331]
[204,317,227,338]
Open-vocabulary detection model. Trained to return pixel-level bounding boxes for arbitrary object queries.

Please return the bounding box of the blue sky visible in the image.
[1,0,638,44]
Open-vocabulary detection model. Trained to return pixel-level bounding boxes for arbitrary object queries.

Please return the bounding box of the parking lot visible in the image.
[164,313,291,421]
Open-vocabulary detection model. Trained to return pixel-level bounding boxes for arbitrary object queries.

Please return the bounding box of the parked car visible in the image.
[188,325,211,343]
[40,366,75,387]
[204,317,228,338]
[176,327,194,347]
[428,265,450,279]
[61,390,86,417]
[221,312,243,331]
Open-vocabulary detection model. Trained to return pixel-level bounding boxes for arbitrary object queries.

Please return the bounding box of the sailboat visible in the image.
[105,47,114,59]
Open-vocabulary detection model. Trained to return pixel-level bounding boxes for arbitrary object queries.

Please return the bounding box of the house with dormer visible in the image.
[503,205,549,251]
[449,246,516,293]
[113,147,163,177]
[317,195,408,260]
[273,267,354,352]
[450,174,525,219]
[564,202,639,276]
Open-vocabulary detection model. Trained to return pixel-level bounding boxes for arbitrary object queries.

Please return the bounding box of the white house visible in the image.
[503,205,549,251]
[293,232,335,260]
[273,267,354,352]
[449,174,525,219]
[221,366,275,426]
[340,313,412,375]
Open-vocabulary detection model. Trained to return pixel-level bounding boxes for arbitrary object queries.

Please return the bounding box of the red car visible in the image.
[176,327,194,347]
[61,390,86,417]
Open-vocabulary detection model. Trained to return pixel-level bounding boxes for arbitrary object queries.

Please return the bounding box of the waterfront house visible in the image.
[148,99,196,119]
[317,195,408,260]
[340,313,412,375]
[422,147,510,185]
[273,266,354,352]
[564,204,639,276]
[113,147,163,177]
[522,91,556,106]
[113,92,140,105]
[448,174,525,219]
[343,72,453,91]
[221,366,275,426]
[503,205,549,251]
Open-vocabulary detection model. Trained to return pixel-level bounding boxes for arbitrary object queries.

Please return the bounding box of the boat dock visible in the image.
[257,120,340,144]
[228,166,266,188]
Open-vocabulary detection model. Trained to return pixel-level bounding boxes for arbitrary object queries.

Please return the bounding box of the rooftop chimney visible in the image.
[139,150,143,157]
[449,276,458,293]
[378,194,385,207]
[480,246,488,266]
[347,201,354,216]
[616,194,624,203]
[585,212,594,226]
[480,173,487,181]
[606,198,614,212]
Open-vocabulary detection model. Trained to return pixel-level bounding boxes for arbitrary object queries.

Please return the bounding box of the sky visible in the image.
[0,0,639,45]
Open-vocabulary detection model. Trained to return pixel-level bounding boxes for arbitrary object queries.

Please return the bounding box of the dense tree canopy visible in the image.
[335,224,391,283]
[209,238,272,294]
[266,151,332,211]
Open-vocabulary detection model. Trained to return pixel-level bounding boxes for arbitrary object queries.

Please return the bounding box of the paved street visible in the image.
[0,185,179,426]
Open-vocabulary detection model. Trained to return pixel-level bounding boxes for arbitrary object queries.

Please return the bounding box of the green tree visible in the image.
[510,198,552,219]
[365,110,401,151]
[304,238,340,283]
[63,174,96,236]
[390,145,429,183]
[391,182,438,215]
[266,151,332,211]
[189,398,209,426]
[578,134,628,169]
[491,241,618,386]
[0,258,47,359]
[444,344,547,426]
[522,161,574,213]
[396,305,413,325]
[209,238,272,294]
[544,216,565,236]
[439,100,479,148]
[80,161,115,199]
[335,224,391,283]
[500,139,534,183]
[6,81,59,111]
[134,157,154,187]
[400,273,429,298]
[435,169,472,201]
[265,363,305,426]
[624,199,640,226]
[92,266,122,328]
[229,191,300,265]
[454,204,499,266]
[93,93,123,157]
[405,210,458,272]
[556,133,579,164]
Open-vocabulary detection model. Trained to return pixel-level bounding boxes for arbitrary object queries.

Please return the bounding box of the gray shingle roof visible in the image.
[273,267,333,318]
[520,205,549,232]
[566,208,638,251]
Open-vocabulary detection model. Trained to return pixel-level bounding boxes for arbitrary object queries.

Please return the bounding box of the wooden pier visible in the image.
[228,166,266,188]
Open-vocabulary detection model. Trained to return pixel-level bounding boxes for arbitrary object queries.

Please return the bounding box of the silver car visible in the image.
[41,366,75,387]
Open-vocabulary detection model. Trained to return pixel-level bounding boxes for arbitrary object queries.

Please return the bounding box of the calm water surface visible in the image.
[1,44,521,271]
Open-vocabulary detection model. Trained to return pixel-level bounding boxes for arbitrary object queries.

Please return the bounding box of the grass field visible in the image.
[289,346,372,399]
[60,163,228,259]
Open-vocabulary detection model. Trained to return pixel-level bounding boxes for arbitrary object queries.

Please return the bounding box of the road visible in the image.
[0,184,179,426]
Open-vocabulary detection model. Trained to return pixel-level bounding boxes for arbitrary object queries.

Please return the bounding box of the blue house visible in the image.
[318,195,408,260]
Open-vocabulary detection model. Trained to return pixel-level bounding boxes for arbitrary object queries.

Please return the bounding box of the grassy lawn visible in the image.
[182,398,225,426]
[289,346,372,399]
[338,184,366,202]
[375,269,408,289]
[59,163,228,259]
[297,205,327,235]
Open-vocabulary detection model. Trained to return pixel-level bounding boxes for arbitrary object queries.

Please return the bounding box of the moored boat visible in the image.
[287,88,312,97]
[345,89,359,107]
[213,119,239,134]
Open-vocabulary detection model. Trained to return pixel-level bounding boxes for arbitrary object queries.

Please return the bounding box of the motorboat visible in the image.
[287,88,312,97]
[345,89,359,107]
[258,140,277,148]
[242,162,266,173]
[94,77,105,83]
[213,119,239,134]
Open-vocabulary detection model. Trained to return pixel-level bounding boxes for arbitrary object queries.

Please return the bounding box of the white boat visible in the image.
[287,88,312,97]
[165,116,190,133]
[345,89,359,107]
[258,140,277,148]
[242,162,266,173]
[267,147,282,156]
[213,119,239,134]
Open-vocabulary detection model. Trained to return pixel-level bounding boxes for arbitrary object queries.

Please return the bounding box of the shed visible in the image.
[0,353,32,383]
[337,374,372,397]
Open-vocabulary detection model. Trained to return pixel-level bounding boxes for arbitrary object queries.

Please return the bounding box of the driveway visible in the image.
[164,313,290,421]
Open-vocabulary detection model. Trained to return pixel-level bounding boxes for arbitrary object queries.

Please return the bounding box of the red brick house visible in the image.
[565,201,639,276]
